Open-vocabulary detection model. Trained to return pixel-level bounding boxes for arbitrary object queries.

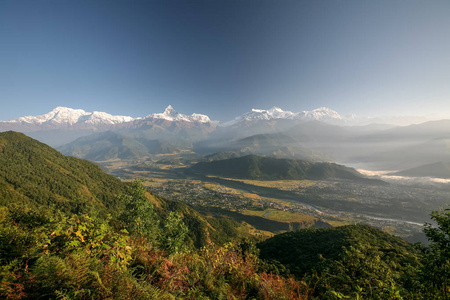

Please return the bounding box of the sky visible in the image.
[1,0,450,122]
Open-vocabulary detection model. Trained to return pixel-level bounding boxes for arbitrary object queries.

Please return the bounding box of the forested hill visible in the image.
[0,131,126,212]
[189,154,386,184]
[257,224,422,297]
[0,131,253,247]
[258,224,418,277]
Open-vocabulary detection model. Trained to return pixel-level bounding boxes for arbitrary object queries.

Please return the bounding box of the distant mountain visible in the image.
[202,133,332,162]
[58,131,180,161]
[188,155,385,184]
[223,107,346,126]
[0,106,134,130]
[286,120,352,143]
[145,105,211,123]
[58,131,149,161]
[0,106,216,147]
[393,162,450,179]
[350,137,450,171]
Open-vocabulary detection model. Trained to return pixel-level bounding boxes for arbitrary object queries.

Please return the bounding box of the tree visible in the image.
[118,179,159,240]
[423,208,450,299]
[158,211,189,255]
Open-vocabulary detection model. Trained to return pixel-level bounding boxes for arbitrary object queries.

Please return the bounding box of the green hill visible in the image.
[189,155,385,184]
[0,131,252,247]
[257,224,422,297]
[258,224,418,276]
[0,131,126,212]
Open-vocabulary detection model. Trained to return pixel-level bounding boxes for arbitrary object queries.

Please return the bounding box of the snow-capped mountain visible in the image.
[223,106,345,126]
[6,106,135,127]
[146,105,211,123]
[0,106,214,147]
[297,107,343,122]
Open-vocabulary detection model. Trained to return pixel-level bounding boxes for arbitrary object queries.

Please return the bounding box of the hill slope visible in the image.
[0,131,255,247]
[0,131,126,212]
[257,224,417,277]
[257,224,421,297]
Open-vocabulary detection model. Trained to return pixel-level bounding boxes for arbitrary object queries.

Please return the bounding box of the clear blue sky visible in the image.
[1,0,450,122]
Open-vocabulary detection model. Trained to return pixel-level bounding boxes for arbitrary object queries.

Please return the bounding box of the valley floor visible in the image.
[97,156,450,242]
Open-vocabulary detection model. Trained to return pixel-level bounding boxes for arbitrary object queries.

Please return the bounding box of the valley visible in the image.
[96,153,447,241]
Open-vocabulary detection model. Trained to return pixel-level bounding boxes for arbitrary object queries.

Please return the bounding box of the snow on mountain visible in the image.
[298,107,343,121]
[222,106,344,126]
[6,106,134,126]
[146,105,211,123]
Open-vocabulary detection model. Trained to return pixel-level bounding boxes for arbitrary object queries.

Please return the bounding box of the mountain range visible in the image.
[0,105,346,130]
[2,106,450,174]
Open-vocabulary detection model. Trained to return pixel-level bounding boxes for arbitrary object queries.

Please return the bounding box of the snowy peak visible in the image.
[147,105,211,123]
[223,106,344,126]
[11,107,88,125]
[299,107,343,121]
[7,107,134,126]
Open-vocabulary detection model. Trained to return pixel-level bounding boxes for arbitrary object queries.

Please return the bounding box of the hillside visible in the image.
[189,155,385,184]
[0,131,252,247]
[258,224,418,276]
[258,224,422,297]
[0,131,126,212]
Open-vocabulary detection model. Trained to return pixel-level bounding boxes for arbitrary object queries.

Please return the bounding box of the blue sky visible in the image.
[1,0,450,122]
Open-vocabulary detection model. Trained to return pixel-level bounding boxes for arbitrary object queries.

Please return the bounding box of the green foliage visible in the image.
[117,179,159,239]
[0,131,125,214]
[0,204,310,299]
[258,225,422,299]
[422,208,450,299]
[158,211,189,255]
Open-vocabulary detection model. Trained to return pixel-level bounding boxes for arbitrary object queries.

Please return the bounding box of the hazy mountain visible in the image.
[118,119,216,147]
[58,131,151,161]
[352,119,450,143]
[222,106,346,126]
[349,137,450,171]
[393,162,450,179]
[58,131,181,161]
[188,155,385,184]
[202,133,331,162]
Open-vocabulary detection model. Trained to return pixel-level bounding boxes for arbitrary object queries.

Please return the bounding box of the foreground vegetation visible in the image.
[2,182,450,299]
[0,181,311,299]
